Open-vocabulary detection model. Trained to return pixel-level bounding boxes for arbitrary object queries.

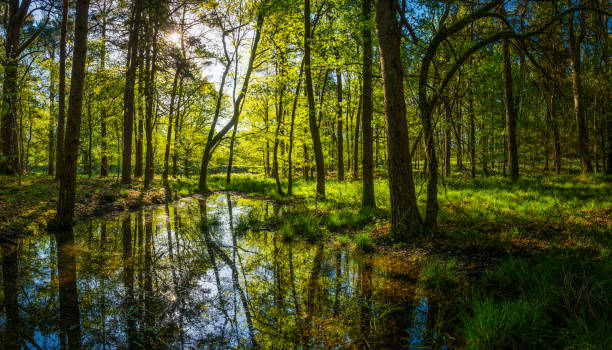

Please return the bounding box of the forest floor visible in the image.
[0,174,204,237]
[2,172,611,348]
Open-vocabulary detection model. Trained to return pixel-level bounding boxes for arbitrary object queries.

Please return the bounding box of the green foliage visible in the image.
[418,258,460,294]
[462,297,547,350]
[354,233,373,252]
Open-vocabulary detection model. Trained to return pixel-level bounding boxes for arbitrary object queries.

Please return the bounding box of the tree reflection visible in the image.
[56,229,81,349]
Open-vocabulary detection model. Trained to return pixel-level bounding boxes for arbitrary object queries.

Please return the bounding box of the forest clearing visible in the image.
[0,0,611,348]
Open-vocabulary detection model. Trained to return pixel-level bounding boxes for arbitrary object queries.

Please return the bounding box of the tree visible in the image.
[374,0,421,238]
[500,6,519,182]
[304,0,325,198]
[198,10,264,192]
[361,0,375,208]
[56,0,69,180]
[0,0,45,175]
[56,0,91,227]
[121,0,144,184]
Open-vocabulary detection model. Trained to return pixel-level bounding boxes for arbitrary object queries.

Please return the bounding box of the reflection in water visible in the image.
[0,194,452,349]
[56,229,81,349]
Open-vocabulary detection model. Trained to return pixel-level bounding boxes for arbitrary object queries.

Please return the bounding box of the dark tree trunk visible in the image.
[163,69,180,181]
[375,0,421,239]
[336,68,345,180]
[304,0,325,198]
[362,0,375,208]
[121,0,143,184]
[56,0,91,228]
[226,122,238,184]
[55,0,69,179]
[469,82,476,178]
[56,230,82,349]
[568,9,592,173]
[48,48,57,176]
[144,23,159,188]
[501,33,519,182]
[352,92,362,179]
[287,60,304,195]
[135,50,145,178]
[100,13,108,177]
[0,0,33,175]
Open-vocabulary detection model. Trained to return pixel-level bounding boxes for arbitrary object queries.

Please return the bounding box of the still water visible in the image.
[1,193,450,349]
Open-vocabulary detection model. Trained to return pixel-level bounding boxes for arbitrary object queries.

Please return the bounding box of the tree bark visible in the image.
[336,67,345,180]
[163,68,180,181]
[568,8,592,173]
[48,47,57,176]
[56,0,91,228]
[352,92,362,179]
[375,0,421,239]
[144,22,160,188]
[304,0,325,198]
[100,10,109,177]
[287,60,304,195]
[469,81,476,178]
[362,0,376,208]
[0,0,33,175]
[501,31,519,182]
[121,0,144,184]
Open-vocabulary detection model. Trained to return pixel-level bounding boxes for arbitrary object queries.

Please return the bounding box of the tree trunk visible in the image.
[362,0,375,208]
[100,12,108,177]
[163,68,180,181]
[135,51,145,178]
[501,31,519,182]
[121,0,143,184]
[0,1,32,175]
[304,0,325,198]
[375,0,421,239]
[287,60,304,195]
[469,82,476,178]
[568,9,592,173]
[336,67,345,180]
[48,48,57,176]
[56,0,91,228]
[226,122,238,184]
[144,23,159,189]
[87,98,93,178]
[352,92,362,179]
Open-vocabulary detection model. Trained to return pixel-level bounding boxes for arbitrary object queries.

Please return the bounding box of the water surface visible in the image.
[1,193,449,349]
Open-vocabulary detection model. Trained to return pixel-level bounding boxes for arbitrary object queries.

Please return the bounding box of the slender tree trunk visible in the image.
[56,0,91,228]
[501,28,519,181]
[135,51,145,178]
[144,23,159,188]
[100,13,108,177]
[375,0,420,238]
[336,67,345,180]
[121,0,143,184]
[568,9,592,173]
[362,0,375,207]
[304,0,325,198]
[226,122,238,184]
[48,48,57,176]
[352,92,362,179]
[163,69,180,181]
[88,98,93,178]
[469,82,476,178]
[444,103,451,177]
[287,60,304,195]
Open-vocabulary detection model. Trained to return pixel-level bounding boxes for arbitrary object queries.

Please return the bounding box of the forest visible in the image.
[0,0,610,348]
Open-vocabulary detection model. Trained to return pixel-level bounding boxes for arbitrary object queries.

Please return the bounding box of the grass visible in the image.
[354,232,373,252]
[461,296,547,350]
[418,257,460,294]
